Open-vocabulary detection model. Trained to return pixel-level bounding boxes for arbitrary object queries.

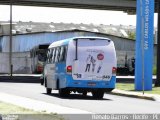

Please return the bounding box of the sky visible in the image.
[0,5,158,27]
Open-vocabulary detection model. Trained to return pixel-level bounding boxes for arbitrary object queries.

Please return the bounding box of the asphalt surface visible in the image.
[0,74,41,83]
[0,82,160,114]
[0,75,156,83]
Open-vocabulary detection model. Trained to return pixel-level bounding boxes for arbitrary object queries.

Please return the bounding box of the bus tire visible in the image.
[44,78,47,87]
[45,77,52,94]
[40,78,44,85]
[59,88,70,97]
[82,91,87,96]
[46,88,52,94]
[92,89,104,99]
[56,79,59,90]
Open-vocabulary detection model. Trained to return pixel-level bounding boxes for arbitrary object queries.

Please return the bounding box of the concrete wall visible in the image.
[0,24,16,36]
[0,52,31,74]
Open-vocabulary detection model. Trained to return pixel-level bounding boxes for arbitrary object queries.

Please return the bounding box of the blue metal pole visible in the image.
[135,0,154,91]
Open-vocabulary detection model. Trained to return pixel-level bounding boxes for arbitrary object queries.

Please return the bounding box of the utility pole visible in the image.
[9,0,13,76]
[155,1,160,87]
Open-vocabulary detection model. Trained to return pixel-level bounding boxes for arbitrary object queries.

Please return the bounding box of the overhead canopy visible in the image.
[0,0,159,13]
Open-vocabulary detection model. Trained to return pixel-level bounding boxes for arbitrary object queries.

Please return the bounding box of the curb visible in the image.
[110,89,160,101]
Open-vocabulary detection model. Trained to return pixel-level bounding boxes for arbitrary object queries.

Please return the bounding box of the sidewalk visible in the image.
[0,89,160,116]
[0,92,91,114]
[112,89,160,102]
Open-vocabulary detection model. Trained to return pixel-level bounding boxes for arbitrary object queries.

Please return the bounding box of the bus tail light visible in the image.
[112,67,117,75]
[66,66,72,73]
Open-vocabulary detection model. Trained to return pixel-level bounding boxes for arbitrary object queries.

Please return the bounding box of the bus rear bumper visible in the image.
[65,76,116,89]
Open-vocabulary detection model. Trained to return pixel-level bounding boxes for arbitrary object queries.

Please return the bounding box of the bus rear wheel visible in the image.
[92,89,104,99]
[40,78,44,85]
[59,88,70,97]
[82,91,87,96]
[46,88,52,94]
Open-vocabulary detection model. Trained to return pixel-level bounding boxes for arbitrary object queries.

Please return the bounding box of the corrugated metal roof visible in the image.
[0,21,137,53]
[0,21,136,38]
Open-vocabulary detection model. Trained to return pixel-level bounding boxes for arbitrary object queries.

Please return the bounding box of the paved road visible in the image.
[0,82,160,114]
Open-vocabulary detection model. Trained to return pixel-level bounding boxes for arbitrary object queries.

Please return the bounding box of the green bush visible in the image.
[153,66,157,75]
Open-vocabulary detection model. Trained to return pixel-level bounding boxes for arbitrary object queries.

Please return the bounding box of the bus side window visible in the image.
[57,47,61,62]
[59,46,64,62]
[55,47,59,63]
[59,46,67,62]
[64,46,68,61]
[51,48,56,63]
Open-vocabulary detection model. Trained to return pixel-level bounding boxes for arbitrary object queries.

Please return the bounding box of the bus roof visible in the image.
[48,36,112,49]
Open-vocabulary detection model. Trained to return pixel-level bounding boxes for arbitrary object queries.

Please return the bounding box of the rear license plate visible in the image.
[88,82,96,86]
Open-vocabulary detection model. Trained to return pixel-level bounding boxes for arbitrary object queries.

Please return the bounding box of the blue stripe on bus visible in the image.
[65,76,116,89]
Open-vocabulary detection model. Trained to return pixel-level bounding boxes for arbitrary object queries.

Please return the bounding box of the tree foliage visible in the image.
[128,31,136,40]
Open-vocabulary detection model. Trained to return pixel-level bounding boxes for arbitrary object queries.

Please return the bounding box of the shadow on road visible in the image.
[42,93,112,101]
